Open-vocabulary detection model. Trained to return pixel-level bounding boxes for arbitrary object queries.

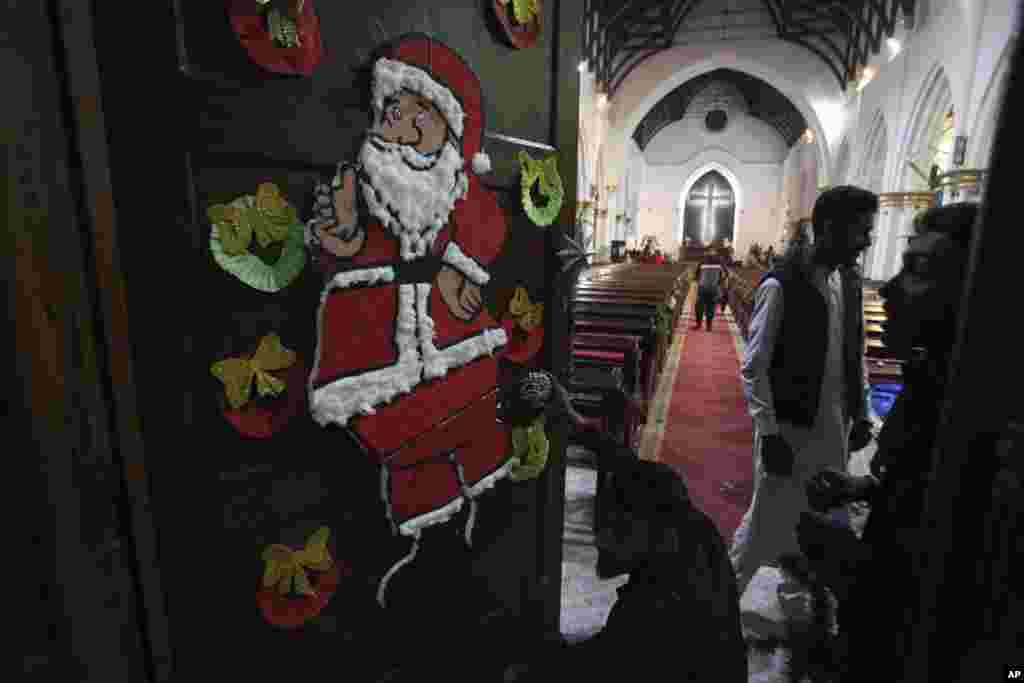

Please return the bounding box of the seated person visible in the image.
[796,202,980,681]
[514,426,747,681]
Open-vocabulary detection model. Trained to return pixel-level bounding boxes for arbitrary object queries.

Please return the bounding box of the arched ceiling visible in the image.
[583,0,916,95]
[633,68,809,150]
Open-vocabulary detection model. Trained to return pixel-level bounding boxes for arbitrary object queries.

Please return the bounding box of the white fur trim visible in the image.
[396,494,466,536]
[329,266,395,289]
[465,457,514,498]
[464,498,478,546]
[311,275,508,426]
[421,315,508,381]
[442,242,490,286]
[372,58,465,139]
[471,151,491,175]
[377,530,421,607]
[310,283,421,426]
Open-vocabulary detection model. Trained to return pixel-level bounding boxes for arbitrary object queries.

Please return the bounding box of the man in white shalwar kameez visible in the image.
[729,186,879,593]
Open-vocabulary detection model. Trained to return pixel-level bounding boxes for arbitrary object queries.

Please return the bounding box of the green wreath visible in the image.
[519,151,564,227]
[208,185,306,293]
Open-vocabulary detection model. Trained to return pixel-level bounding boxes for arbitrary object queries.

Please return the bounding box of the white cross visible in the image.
[688,181,733,244]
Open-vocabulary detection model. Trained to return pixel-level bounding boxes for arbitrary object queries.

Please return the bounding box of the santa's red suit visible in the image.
[306,36,517,603]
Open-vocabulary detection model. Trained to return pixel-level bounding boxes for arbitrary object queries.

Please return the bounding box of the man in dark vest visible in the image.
[729,186,878,593]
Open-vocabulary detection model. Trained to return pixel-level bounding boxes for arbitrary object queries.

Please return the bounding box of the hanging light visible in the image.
[802,128,815,144]
[886,38,902,60]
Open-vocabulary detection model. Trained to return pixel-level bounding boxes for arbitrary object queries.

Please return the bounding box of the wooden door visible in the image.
[58,1,582,680]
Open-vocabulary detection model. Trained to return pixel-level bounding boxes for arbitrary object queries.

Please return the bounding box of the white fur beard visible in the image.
[359,137,469,260]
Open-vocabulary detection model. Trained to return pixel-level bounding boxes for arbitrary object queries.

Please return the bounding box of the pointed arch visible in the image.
[857,110,889,278]
[614,55,831,191]
[833,136,852,187]
[676,161,743,247]
[970,36,1016,168]
[891,63,953,192]
[857,110,888,193]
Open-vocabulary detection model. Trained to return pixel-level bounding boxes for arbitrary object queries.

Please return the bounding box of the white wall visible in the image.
[643,114,789,166]
[587,0,1020,272]
[604,40,838,194]
[640,145,782,260]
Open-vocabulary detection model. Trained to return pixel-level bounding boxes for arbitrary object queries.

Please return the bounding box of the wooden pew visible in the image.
[567,263,691,450]
[863,285,902,384]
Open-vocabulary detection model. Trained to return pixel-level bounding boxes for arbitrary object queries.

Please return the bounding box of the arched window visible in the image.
[683,171,735,245]
[931,107,955,172]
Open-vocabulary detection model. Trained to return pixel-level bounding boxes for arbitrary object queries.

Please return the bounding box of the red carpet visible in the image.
[657,314,754,542]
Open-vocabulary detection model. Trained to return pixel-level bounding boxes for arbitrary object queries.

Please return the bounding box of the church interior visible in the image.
[9,0,1022,681]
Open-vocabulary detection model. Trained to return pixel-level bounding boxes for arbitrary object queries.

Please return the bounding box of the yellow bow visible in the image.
[253,183,297,247]
[501,0,540,24]
[262,527,334,597]
[211,333,297,410]
[206,183,298,256]
[508,287,544,331]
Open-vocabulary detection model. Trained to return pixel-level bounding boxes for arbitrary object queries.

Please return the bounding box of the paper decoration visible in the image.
[211,333,297,410]
[228,0,323,76]
[519,151,563,226]
[220,357,308,439]
[262,526,333,596]
[208,184,306,292]
[507,286,543,332]
[492,0,543,49]
[504,0,539,23]
[256,526,350,629]
[507,415,549,482]
[307,35,515,606]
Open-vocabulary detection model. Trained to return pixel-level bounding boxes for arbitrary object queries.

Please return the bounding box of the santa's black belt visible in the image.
[394,254,444,284]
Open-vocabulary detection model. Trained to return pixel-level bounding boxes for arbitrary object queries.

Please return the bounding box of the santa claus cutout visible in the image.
[305,34,517,605]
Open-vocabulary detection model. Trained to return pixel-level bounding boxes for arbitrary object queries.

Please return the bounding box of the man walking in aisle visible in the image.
[728,186,878,593]
[693,256,724,331]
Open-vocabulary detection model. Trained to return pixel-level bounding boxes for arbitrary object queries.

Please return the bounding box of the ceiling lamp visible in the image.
[802,128,815,144]
[887,38,902,60]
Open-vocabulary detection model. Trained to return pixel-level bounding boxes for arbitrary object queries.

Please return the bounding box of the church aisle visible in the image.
[647,288,755,542]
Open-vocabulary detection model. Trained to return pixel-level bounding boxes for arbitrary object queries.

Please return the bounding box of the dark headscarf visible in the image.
[574,428,747,681]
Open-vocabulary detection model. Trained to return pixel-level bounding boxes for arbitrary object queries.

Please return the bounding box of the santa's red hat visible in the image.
[372,35,492,179]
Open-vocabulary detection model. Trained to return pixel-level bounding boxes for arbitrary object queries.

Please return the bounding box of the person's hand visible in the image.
[849,418,874,452]
[795,511,862,598]
[332,165,358,236]
[761,433,795,477]
[315,222,365,258]
[313,166,364,258]
[459,281,483,319]
[806,467,860,512]
[436,266,479,321]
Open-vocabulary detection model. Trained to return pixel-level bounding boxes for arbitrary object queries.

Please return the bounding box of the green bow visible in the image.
[508,415,549,482]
